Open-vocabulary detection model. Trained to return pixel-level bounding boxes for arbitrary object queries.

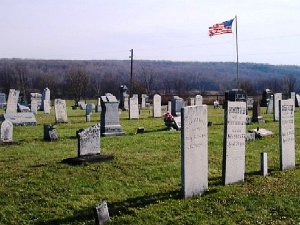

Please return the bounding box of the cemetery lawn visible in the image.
[0,103,300,225]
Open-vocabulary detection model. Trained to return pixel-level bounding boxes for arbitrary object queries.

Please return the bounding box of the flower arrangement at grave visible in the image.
[163,111,176,129]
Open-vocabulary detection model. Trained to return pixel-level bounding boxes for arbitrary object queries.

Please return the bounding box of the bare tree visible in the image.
[65,68,90,106]
[283,75,296,95]
[138,66,156,95]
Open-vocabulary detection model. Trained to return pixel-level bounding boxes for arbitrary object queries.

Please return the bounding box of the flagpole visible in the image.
[235,15,239,88]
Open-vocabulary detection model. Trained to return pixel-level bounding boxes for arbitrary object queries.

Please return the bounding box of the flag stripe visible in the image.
[209,18,234,37]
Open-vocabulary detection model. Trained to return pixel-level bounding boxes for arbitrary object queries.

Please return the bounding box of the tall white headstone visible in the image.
[181,105,208,198]
[129,95,139,119]
[31,99,38,114]
[266,95,274,114]
[222,101,246,185]
[290,92,296,108]
[279,99,295,170]
[6,89,20,113]
[194,95,203,106]
[153,94,161,118]
[273,93,282,121]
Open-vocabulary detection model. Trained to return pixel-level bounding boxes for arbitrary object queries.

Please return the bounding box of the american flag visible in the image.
[209,18,234,37]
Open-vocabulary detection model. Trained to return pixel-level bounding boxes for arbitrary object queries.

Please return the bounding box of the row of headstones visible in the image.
[181,99,295,198]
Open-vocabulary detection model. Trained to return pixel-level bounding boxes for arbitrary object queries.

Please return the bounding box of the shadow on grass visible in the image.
[34,190,181,225]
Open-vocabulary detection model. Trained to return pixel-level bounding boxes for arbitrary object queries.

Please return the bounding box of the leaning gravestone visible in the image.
[222,101,246,185]
[0,93,6,109]
[273,93,282,121]
[6,89,20,113]
[181,105,208,198]
[266,95,274,114]
[0,119,13,143]
[194,95,203,106]
[153,94,161,118]
[279,99,295,170]
[100,93,124,136]
[55,99,68,123]
[129,95,139,119]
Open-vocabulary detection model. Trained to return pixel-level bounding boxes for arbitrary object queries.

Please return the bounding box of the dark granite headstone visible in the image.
[171,96,184,116]
[44,124,58,141]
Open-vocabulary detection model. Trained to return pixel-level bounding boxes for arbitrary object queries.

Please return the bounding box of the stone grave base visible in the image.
[249,128,273,138]
[62,154,114,165]
[1,112,36,126]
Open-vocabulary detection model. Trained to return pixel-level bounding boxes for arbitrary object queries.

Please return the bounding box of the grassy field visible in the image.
[0,102,299,225]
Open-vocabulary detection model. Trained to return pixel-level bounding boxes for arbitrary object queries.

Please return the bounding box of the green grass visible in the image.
[0,103,299,225]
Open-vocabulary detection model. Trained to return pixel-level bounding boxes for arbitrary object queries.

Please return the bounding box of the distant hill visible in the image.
[0,59,299,98]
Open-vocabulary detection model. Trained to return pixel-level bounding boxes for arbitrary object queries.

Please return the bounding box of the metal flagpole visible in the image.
[235,15,239,88]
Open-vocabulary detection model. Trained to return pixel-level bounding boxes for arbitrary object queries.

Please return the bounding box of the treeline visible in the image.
[0,58,299,102]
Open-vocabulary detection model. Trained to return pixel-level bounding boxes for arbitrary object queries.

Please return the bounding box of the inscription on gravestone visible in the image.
[279,99,295,170]
[181,105,208,198]
[153,94,161,118]
[222,101,246,185]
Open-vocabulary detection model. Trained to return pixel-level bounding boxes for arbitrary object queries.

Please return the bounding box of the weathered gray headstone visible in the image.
[41,87,50,110]
[124,96,129,111]
[30,93,42,110]
[44,100,51,114]
[290,92,296,108]
[194,95,203,106]
[44,124,58,141]
[167,101,172,112]
[129,95,139,119]
[295,94,300,107]
[153,94,161,118]
[189,97,195,106]
[141,94,147,108]
[3,112,36,126]
[0,93,6,109]
[247,97,254,109]
[266,95,273,114]
[31,99,38,114]
[181,105,208,198]
[94,201,110,225]
[86,103,93,116]
[261,152,268,176]
[171,96,184,116]
[0,119,13,142]
[273,93,282,121]
[6,89,20,113]
[100,93,124,136]
[77,124,100,157]
[279,99,295,170]
[55,99,68,123]
[222,101,246,185]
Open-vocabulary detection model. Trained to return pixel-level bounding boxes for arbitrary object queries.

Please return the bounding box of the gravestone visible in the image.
[189,97,195,106]
[6,89,20,113]
[30,99,38,114]
[181,105,208,198]
[0,119,13,142]
[247,97,254,109]
[94,201,110,225]
[43,124,58,141]
[100,93,124,136]
[96,98,102,112]
[77,124,100,157]
[171,96,184,116]
[153,94,161,118]
[290,92,296,108]
[141,94,148,108]
[86,103,93,116]
[3,112,36,126]
[266,95,273,114]
[279,99,295,170]
[54,99,68,123]
[261,152,268,176]
[0,93,6,109]
[30,93,42,110]
[129,95,139,119]
[44,100,51,114]
[41,87,50,111]
[261,89,272,107]
[252,100,264,123]
[295,94,300,107]
[167,101,171,112]
[17,103,30,112]
[222,101,246,185]
[194,95,203,106]
[273,93,282,121]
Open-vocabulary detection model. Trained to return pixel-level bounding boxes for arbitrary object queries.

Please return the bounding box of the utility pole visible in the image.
[129,49,133,97]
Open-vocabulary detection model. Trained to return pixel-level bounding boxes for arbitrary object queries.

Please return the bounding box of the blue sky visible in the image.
[0,0,299,65]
